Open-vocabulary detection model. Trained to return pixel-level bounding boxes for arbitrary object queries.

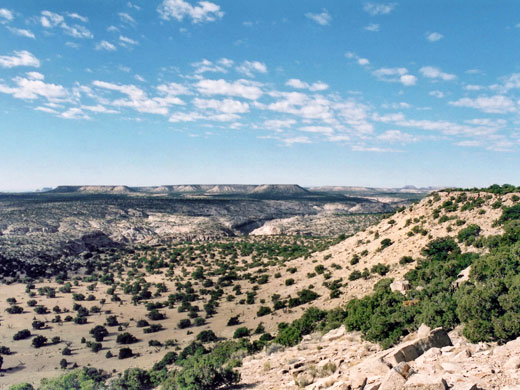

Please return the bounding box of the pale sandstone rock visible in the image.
[387,328,452,366]
[440,362,461,373]
[390,280,411,295]
[379,368,406,390]
[452,266,471,288]
[322,325,346,342]
[404,374,448,390]
[504,356,520,370]
[393,362,413,379]
[451,383,478,390]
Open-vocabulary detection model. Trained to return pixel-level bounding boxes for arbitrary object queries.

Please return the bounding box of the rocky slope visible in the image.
[240,324,520,390]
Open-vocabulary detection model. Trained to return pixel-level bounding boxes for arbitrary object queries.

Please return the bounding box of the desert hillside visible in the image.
[1,186,519,390]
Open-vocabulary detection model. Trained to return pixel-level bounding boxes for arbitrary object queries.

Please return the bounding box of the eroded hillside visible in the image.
[1,187,519,390]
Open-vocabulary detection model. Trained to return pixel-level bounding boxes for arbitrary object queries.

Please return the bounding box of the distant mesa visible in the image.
[251,184,309,195]
[47,184,433,198]
[50,185,134,194]
[310,185,438,194]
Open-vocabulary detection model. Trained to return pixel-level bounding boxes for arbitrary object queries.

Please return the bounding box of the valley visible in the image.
[0,185,519,390]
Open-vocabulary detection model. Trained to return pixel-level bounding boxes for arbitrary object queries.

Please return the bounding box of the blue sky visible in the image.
[1,0,519,191]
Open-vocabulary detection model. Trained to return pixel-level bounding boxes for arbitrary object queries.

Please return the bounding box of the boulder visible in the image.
[322,325,346,342]
[386,328,452,366]
[393,362,413,379]
[390,280,411,295]
[404,374,448,390]
[452,266,471,288]
[451,384,478,390]
[379,368,406,390]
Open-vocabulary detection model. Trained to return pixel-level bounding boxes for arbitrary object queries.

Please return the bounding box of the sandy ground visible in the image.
[0,191,516,388]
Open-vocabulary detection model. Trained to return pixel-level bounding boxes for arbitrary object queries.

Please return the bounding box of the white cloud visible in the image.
[365,23,380,32]
[465,84,483,91]
[0,8,13,21]
[449,95,516,114]
[373,67,416,86]
[158,0,224,23]
[400,74,417,86]
[127,2,141,10]
[7,27,35,38]
[168,111,202,122]
[81,104,119,114]
[96,41,117,51]
[194,98,249,114]
[26,72,44,80]
[264,119,296,130]
[35,106,59,114]
[285,79,329,91]
[429,90,445,98]
[118,12,136,24]
[363,3,396,15]
[0,76,67,101]
[372,112,406,123]
[61,107,90,120]
[62,24,93,39]
[267,92,334,122]
[192,58,233,74]
[67,13,88,23]
[40,11,92,39]
[345,51,370,67]
[41,10,64,27]
[381,102,411,110]
[373,67,408,77]
[305,9,331,26]
[156,82,190,96]
[456,140,481,147]
[358,58,370,66]
[300,126,333,135]
[0,50,40,68]
[93,80,183,115]
[119,35,139,45]
[492,73,520,93]
[236,61,267,77]
[195,79,263,100]
[378,130,417,144]
[352,145,397,152]
[419,66,456,81]
[283,136,311,145]
[334,100,373,133]
[395,117,505,137]
[426,32,443,42]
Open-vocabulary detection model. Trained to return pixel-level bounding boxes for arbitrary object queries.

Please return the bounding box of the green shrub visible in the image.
[118,347,133,359]
[257,306,272,317]
[178,319,191,329]
[379,238,393,250]
[32,335,47,348]
[116,332,137,344]
[196,330,218,343]
[371,263,390,276]
[89,325,109,342]
[233,327,249,339]
[457,224,481,244]
[13,329,31,341]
